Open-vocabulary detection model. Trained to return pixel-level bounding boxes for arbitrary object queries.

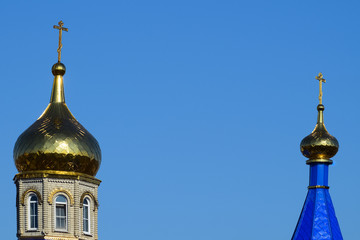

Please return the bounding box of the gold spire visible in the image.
[50,63,66,103]
[51,21,68,103]
[300,73,339,164]
[53,20,68,62]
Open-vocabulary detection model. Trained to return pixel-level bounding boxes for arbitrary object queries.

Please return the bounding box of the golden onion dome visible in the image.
[13,62,101,176]
[300,73,339,164]
[300,104,339,163]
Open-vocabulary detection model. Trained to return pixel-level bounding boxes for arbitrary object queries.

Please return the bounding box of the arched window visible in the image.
[55,195,67,231]
[83,198,90,234]
[28,194,38,230]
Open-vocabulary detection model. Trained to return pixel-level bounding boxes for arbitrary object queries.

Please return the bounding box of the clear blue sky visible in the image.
[1,1,360,239]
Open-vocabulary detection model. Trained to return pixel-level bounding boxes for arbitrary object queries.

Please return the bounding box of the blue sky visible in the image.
[1,1,360,239]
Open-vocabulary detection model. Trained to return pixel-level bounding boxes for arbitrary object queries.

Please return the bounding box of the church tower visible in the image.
[292,73,342,239]
[13,21,102,240]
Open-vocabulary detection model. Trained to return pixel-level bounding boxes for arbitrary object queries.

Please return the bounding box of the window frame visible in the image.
[27,194,38,231]
[83,197,91,235]
[54,195,68,232]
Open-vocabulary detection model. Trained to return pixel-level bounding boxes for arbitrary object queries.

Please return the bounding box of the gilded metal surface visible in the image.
[308,185,330,189]
[14,21,101,179]
[300,75,339,162]
[53,20,68,62]
[14,64,101,176]
[48,188,74,206]
[80,191,99,207]
[50,73,66,103]
[52,62,66,77]
[20,189,43,205]
[306,159,333,164]
[315,72,326,104]
[300,105,339,161]
[14,170,101,185]
[13,100,101,176]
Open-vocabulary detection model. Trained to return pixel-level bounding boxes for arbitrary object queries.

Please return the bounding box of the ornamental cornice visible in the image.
[80,191,99,208]
[20,188,42,205]
[48,188,74,206]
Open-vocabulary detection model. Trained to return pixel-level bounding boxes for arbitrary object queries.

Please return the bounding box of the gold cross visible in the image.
[315,72,326,104]
[53,21,68,62]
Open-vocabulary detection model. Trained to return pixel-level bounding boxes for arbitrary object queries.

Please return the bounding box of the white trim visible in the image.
[83,197,91,235]
[27,194,38,231]
[54,194,68,232]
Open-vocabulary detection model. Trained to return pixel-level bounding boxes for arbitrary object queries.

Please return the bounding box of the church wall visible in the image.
[15,176,100,240]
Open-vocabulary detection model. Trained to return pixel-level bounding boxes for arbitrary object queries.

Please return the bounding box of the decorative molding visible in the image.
[14,170,101,186]
[308,185,330,189]
[22,180,43,183]
[48,179,74,184]
[20,188,42,205]
[80,191,99,208]
[48,188,74,206]
[35,236,78,240]
[306,159,333,165]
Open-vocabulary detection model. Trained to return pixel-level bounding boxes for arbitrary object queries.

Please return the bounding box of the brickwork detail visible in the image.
[15,176,100,240]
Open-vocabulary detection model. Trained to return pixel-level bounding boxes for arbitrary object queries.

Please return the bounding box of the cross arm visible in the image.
[53,26,68,32]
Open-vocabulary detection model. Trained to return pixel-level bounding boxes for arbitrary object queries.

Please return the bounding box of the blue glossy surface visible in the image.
[292,163,342,240]
[309,164,329,186]
[292,188,343,240]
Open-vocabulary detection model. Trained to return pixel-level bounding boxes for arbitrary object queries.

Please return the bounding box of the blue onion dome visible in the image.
[13,63,101,176]
[300,104,339,162]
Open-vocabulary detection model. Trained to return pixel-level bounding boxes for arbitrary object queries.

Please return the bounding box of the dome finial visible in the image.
[300,73,339,164]
[315,72,326,105]
[53,20,68,63]
[50,21,68,102]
